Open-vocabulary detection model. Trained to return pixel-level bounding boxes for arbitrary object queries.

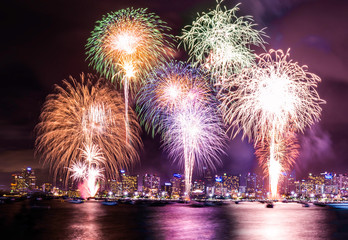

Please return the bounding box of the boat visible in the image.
[31,204,51,209]
[302,202,310,207]
[189,201,205,208]
[68,199,84,204]
[266,202,274,208]
[327,203,348,209]
[314,202,327,207]
[204,201,215,207]
[149,201,166,207]
[102,201,118,206]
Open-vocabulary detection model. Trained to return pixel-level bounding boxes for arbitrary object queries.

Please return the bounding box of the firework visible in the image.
[86,8,174,140]
[179,1,267,85]
[255,132,300,196]
[136,61,211,137]
[69,143,106,198]
[163,104,226,196]
[86,8,173,86]
[69,159,104,199]
[35,74,142,193]
[256,132,299,175]
[219,49,325,198]
[137,61,226,195]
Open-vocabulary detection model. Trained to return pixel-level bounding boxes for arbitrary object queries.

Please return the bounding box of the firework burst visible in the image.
[220,49,324,143]
[86,8,173,141]
[219,49,325,198]
[179,1,267,84]
[137,61,211,136]
[86,8,173,87]
[35,73,142,189]
[163,104,226,195]
[137,61,226,195]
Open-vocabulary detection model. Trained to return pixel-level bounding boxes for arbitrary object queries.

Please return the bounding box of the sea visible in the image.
[1,199,348,240]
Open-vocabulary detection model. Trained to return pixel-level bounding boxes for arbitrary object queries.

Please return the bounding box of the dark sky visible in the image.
[1,0,347,189]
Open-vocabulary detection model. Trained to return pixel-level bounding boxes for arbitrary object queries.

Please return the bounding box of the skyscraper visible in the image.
[120,170,138,196]
[170,173,183,198]
[10,167,36,193]
[142,174,160,197]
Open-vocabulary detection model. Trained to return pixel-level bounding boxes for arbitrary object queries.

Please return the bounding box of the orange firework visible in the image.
[35,73,142,185]
[255,132,300,176]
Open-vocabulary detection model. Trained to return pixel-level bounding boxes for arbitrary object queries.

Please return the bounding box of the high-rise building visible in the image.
[191,180,205,197]
[338,174,348,191]
[142,174,160,197]
[321,172,339,195]
[109,179,122,196]
[192,180,205,192]
[120,170,138,196]
[245,173,257,194]
[222,173,240,194]
[245,173,264,198]
[279,171,296,195]
[42,183,52,193]
[10,167,36,193]
[24,168,37,190]
[162,182,172,196]
[203,167,213,188]
[214,175,223,196]
[170,173,183,198]
[308,173,324,195]
[11,173,26,192]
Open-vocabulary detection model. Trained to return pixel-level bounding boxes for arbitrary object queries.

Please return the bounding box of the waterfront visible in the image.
[1,200,348,240]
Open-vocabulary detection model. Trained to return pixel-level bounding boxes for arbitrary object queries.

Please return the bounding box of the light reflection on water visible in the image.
[2,200,348,239]
[148,204,230,239]
[226,202,335,240]
[67,201,105,240]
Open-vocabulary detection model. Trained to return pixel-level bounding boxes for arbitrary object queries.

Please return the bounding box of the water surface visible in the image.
[1,200,347,240]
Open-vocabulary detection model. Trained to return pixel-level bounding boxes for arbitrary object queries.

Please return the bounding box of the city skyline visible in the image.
[1,0,347,191]
[6,165,348,202]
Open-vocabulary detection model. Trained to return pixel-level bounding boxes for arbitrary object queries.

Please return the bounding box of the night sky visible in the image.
[1,0,347,189]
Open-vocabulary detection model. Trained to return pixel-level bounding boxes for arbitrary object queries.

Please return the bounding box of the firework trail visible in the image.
[35,74,142,197]
[71,144,105,198]
[69,145,105,199]
[179,1,267,85]
[137,61,226,196]
[86,8,174,141]
[219,49,325,198]
[163,104,226,196]
[255,132,300,196]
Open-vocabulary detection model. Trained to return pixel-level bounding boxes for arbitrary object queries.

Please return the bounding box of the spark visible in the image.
[163,105,226,195]
[35,73,142,189]
[255,132,300,176]
[80,144,106,166]
[137,61,226,195]
[137,61,211,136]
[179,1,267,84]
[68,156,104,199]
[219,49,325,198]
[86,8,173,84]
[68,161,87,181]
[86,8,174,141]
